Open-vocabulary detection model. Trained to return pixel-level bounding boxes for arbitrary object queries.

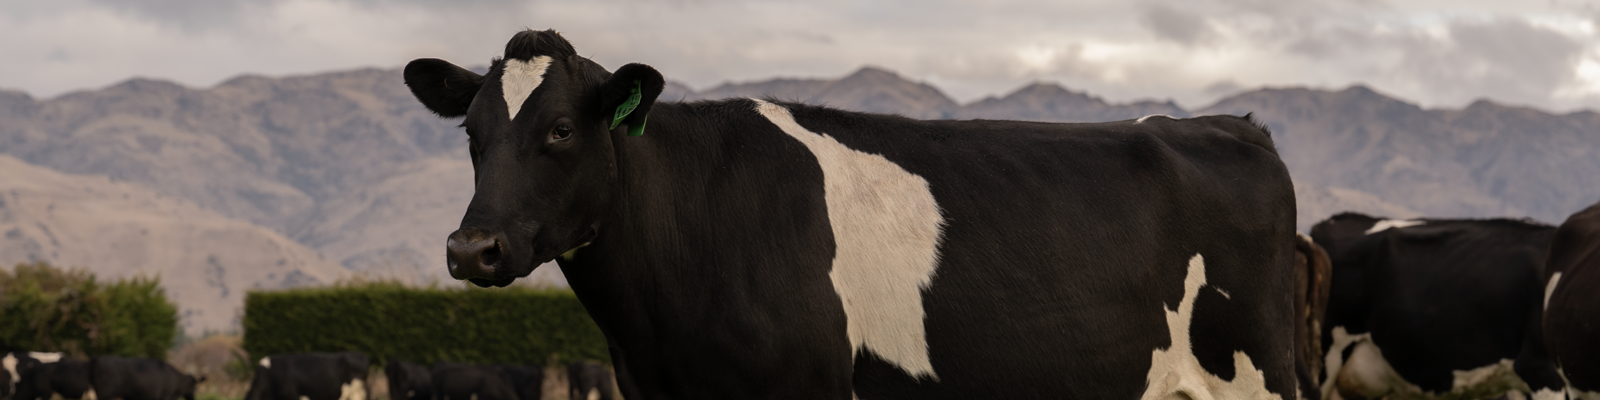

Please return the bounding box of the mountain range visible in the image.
[1,65,1594,334]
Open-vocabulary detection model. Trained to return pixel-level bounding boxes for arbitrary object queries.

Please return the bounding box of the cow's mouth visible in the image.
[467,277,517,288]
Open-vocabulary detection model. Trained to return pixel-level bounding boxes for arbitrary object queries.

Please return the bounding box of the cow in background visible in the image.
[4,352,63,400]
[567,361,612,400]
[1311,212,1563,399]
[430,363,517,400]
[1543,201,1600,399]
[488,364,542,400]
[1293,234,1333,400]
[89,356,202,400]
[244,353,368,400]
[383,359,430,400]
[12,356,92,400]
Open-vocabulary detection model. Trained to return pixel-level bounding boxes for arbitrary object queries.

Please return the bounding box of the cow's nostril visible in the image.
[481,241,501,266]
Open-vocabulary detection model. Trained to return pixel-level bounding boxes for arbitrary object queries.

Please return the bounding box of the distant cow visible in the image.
[244,353,368,400]
[1292,234,1333,400]
[430,364,517,400]
[5,353,61,400]
[12,357,92,400]
[1311,213,1564,399]
[488,364,542,400]
[1544,201,1600,399]
[89,356,201,400]
[383,359,430,400]
[566,362,612,400]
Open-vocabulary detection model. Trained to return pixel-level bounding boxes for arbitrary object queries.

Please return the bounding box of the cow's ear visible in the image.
[405,58,484,118]
[600,63,665,136]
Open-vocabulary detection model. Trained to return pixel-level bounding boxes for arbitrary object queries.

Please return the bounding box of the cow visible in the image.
[430,364,518,400]
[383,359,431,400]
[88,356,202,400]
[1543,201,1600,400]
[566,361,612,400]
[243,353,368,400]
[488,364,543,400]
[12,357,92,400]
[1293,234,1334,400]
[1309,212,1564,400]
[405,29,1298,399]
[5,352,61,400]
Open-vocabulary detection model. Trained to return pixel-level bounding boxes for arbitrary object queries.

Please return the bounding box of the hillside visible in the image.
[0,155,342,334]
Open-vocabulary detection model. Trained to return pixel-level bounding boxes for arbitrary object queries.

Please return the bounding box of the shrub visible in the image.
[0,261,179,358]
[241,282,608,365]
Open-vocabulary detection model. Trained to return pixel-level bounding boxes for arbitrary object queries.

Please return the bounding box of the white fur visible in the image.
[4,354,17,394]
[1139,254,1280,400]
[586,388,600,400]
[1136,114,1173,124]
[753,99,946,381]
[1532,387,1565,400]
[339,379,366,400]
[259,356,271,369]
[1321,326,1371,398]
[28,352,61,363]
[1364,219,1424,234]
[1560,367,1600,400]
[84,388,97,400]
[1544,272,1563,312]
[501,56,554,121]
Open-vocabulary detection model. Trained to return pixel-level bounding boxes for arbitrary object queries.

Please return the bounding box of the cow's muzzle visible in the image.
[446,228,514,287]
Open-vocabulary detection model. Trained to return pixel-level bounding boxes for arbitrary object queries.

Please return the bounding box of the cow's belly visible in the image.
[1330,338,1557,400]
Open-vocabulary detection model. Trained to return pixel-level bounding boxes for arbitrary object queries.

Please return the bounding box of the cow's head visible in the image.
[405,29,664,287]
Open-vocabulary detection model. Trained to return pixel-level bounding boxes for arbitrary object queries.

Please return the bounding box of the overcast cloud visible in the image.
[3,0,1599,111]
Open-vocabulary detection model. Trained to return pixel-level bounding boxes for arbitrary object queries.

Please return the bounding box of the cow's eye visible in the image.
[552,124,574,141]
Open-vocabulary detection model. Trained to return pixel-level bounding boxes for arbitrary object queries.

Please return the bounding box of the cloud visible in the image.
[1,0,1597,112]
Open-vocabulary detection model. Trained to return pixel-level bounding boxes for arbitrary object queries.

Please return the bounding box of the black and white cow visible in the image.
[89,356,202,400]
[383,359,431,400]
[1543,201,1600,400]
[406,29,1298,399]
[566,361,612,400]
[430,364,518,400]
[4,352,62,400]
[489,364,543,400]
[243,353,368,400]
[12,357,92,400]
[1310,213,1564,399]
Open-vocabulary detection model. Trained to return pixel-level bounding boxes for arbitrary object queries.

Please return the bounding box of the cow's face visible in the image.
[405,30,663,287]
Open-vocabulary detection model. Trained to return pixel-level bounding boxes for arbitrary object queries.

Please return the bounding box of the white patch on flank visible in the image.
[501,56,554,121]
[28,352,61,363]
[1139,254,1280,400]
[1136,114,1172,124]
[1332,339,1540,399]
[258,357,271,369]
[339,379,366,400]
[1364,219,1424,234]
[1544,272,1563,312]
[1322,327,1371,398]
[753,99,946,381]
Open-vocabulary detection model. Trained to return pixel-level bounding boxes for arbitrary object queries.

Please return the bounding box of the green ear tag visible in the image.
[611,80,645,136]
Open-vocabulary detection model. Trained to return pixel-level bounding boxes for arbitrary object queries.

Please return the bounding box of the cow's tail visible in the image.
[1293,233,1333,400]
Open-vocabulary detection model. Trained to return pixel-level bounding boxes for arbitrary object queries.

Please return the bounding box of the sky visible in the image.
[3,0,1600,112]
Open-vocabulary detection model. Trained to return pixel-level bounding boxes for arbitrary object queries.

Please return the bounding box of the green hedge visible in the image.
[0,261,179,358]
[241,282,608,365]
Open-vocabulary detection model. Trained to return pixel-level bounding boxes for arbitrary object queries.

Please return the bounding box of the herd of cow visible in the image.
[1,351,617,400]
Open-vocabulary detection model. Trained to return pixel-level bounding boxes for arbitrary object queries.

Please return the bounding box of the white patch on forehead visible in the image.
[339,379,366,400]
[1136,114,1173,124]
[28,352,61,363]
[1364,219,1424,234]
[1544,272,1563,312]
[1139,254,1279,400]
[752,99,945,381]
[501,56,554,121]
[258,357,270,369]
